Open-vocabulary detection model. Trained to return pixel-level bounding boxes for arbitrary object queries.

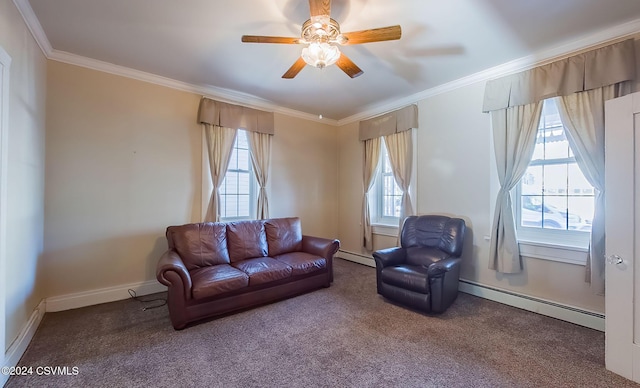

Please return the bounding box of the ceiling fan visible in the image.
[241,0,401,79]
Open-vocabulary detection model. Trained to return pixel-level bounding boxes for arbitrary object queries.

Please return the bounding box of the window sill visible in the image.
[518,239,588,266]
[371,223,398,237]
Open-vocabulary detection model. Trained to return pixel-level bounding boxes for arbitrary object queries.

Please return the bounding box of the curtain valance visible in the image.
[359,104,418,141]
[198,98,274,134]
[482,39,636,112]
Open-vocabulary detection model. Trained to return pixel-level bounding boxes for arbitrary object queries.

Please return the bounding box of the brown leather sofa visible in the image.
[156,217,340,329]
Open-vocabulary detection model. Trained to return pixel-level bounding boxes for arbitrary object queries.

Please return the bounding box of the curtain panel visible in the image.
[362,138,381,251]
[489,102,543,273]
[359,104,418,141]
[203,124,238,222]
[555,84,622,295]
[482,39,636,113]
[360,105,418,250]
[247,131,272,220]
[383,129,415,237]
[198,98,274,134]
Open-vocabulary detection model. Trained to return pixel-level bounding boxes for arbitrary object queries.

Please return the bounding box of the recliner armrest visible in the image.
[156,250,193,299]
[427,257,461,277]
[373,247,406,268]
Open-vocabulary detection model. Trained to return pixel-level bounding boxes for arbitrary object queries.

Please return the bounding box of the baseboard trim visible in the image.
[45,280,167,312]
[336,250,375,268]
[459,279,605,331]
[4,299,46,380]
[337,250,604,331]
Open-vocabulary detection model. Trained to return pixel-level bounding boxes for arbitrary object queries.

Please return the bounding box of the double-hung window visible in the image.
[219,129,256,220]
[516,99,594,254]
[373,138,402,226]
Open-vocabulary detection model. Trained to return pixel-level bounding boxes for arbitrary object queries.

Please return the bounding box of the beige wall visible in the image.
[0,0,48,350]
[415,81,604,312]
[336,80,606,314]
[44,61,202,297]
[270,113,338,239]
[43,61,339,298]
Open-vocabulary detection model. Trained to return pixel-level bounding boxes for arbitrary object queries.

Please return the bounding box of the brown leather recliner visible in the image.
[373,215,466,313]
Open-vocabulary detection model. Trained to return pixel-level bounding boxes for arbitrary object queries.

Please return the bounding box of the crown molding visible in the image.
[12,0,52,56]
[13,0,335,125]
[336,17,640,126]
[13,0,640,127]
[48,50,337,125]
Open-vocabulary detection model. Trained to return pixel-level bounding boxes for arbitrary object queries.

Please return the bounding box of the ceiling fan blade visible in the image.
[242,35,301,44]
[336,54,363,78]
[282,57,307,79]
[341,25,402,45]
[309,0,331,17]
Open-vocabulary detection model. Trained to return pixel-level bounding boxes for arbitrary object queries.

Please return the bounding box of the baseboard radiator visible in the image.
[336,249,605,331]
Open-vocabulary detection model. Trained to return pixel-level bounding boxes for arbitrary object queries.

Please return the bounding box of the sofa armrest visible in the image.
[302,235,340,259]
[427,257,461,277]
[156,250,193,300]
[302,235,339,283]
[372,247,406,268]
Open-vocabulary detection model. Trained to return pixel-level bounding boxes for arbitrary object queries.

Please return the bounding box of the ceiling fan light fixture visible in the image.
[301,42,341,69]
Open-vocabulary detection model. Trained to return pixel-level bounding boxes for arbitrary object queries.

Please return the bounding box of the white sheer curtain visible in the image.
[555,84,621,295]
[204,124,237,222]
[489,102,543,273]
[362,137,381,251]
[383,130,414,234]
[247,131,272,220]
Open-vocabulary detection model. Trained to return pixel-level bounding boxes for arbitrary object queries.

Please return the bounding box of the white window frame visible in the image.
[375,138,402,226]
[370,133,417,236]
[514,98,592,265]
[219,129,257,221]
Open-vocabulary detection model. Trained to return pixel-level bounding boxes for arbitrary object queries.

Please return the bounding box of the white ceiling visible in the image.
[24,0,640,121]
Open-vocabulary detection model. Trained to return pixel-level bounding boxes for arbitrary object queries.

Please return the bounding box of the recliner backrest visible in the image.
[400,215,465,257]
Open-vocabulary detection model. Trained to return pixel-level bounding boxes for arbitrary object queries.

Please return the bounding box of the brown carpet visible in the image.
[6,258,637,388]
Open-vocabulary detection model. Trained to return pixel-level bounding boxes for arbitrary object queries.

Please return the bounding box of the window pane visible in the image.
[518,99,594,234]
[236,130,248,149]
[383,157,392,173]
[237,149,250,171]
[237,194,250,217]
[543,164,567,195]
[568,196,593,232]
[532,135,545,161]
[225,195,238,218]
[377,138,404,221]
[238,171,250,193]
[228,148,238,170]
[543,196,567,229]
[567,163,592,195]
[522,165,543,195]
[521,196,543,228]
[544,129,570,159]
[225,172,239,194]
[219,129,255,220]
[384,175,394,195]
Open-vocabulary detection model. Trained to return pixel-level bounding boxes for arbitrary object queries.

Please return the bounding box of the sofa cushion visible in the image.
[226,220,268,262]
[167,223,230,271]
[265,217,303,256]
[190,264,249,300]
[232,257,292,286]
[274,252,326,276]
[381,265,430,294]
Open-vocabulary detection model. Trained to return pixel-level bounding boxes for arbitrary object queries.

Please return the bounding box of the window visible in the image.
[219,130,256,220]
[374,138,402,225]
[516,99,594,249]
